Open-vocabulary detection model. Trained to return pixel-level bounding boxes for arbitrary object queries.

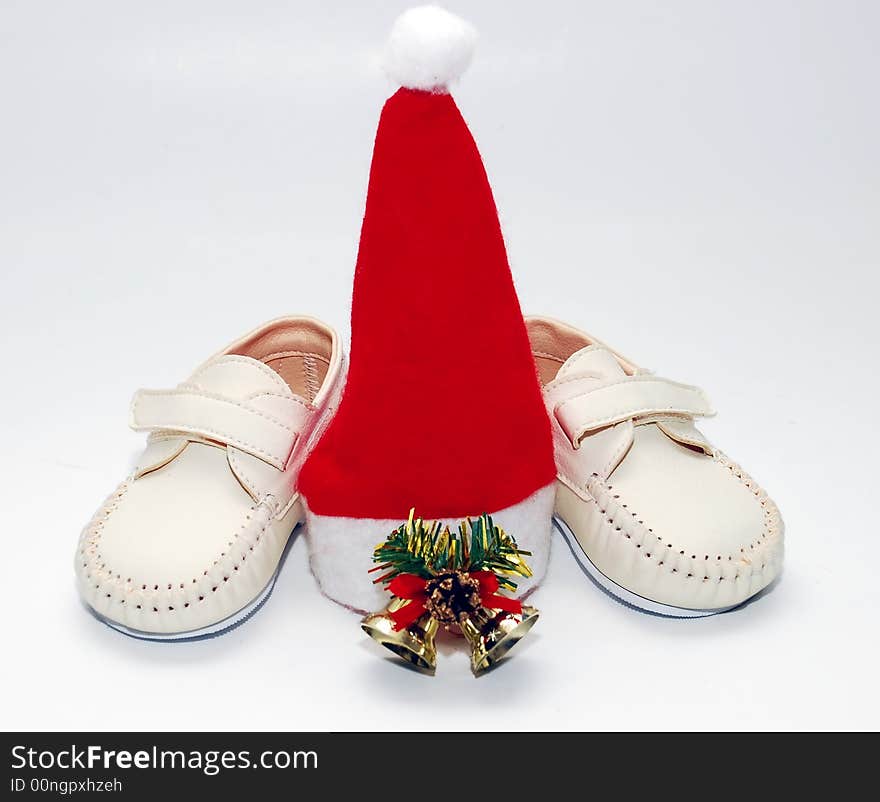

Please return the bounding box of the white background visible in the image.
[1,0,878,731]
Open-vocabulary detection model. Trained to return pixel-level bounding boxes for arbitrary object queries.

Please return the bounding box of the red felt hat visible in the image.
[300,6,556,612]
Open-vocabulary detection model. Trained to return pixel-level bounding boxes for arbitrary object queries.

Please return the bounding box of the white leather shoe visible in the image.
[75,316,344,639]
[526,316,783,617]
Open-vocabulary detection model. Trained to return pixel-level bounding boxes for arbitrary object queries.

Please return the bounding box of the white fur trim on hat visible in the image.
[383,5,477,92]
[304,483,555,613]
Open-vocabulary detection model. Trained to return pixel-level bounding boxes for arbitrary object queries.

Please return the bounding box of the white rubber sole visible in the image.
[553,516,737,618]
[88,525,298,642]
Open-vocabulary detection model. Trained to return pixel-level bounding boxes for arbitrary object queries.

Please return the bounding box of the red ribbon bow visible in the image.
[387,571,522,631]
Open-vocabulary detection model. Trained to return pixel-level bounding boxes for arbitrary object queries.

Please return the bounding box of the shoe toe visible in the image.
[76,444,276,635]
[598,425,783,611]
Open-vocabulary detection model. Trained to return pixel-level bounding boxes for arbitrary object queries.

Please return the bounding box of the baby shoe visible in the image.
[75,316,344,639]
[526,316,783,616]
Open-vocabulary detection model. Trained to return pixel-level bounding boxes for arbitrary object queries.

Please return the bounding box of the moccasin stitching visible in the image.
[586,456,782,585]
[77,482,279,614]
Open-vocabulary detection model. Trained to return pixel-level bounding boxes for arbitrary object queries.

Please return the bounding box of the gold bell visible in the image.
[360,598,440,674]
[459,605,539,676]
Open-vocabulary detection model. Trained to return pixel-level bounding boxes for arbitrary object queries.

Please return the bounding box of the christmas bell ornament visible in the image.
[298,5,557,616]
[361,599,439,673]
[362,510,539,676]
[459,606,541,676]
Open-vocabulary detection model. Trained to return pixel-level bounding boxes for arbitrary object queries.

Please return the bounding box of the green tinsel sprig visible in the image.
[369,509,532,592]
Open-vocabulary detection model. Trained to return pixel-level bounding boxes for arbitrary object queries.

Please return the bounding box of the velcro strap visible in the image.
[130,388,298,470]
[554,376,713,447]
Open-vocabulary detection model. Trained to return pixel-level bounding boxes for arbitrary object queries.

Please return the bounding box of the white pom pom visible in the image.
[383,6,477,92]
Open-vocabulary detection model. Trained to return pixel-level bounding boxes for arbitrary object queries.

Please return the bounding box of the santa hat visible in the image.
[300,6,556,613]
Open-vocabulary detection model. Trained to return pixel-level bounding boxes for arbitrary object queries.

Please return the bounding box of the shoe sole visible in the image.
[553,516,738,618]
[87,524,299,642]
